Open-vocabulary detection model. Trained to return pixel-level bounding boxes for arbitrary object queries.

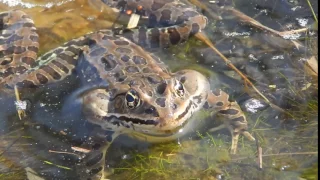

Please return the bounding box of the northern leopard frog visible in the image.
[0,0,255,179]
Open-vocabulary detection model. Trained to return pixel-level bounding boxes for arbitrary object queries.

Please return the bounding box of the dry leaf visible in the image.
[291,40,304,50]
[25,167,45,180]
[301,83,312,91]
[304,56,318,76]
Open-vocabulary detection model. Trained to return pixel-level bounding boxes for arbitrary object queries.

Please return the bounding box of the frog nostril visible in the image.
[145,106,159,117]
[171,103,177,110]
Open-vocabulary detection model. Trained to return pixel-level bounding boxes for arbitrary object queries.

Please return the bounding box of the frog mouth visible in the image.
[102,115,159,126]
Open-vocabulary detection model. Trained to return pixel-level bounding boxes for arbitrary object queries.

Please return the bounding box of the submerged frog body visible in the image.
[0,1,255,179]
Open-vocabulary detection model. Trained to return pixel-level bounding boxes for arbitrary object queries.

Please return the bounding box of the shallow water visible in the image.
[0,0,318,179]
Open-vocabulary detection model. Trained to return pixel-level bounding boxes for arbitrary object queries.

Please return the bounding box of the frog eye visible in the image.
[174,80,185,97]
[125,89,141,109]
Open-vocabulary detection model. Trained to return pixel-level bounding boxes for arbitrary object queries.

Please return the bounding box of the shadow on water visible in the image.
[0,0,318,179]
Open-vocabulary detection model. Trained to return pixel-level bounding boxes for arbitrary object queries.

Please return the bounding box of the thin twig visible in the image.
[48,150,82,158]
[254,134,263,169]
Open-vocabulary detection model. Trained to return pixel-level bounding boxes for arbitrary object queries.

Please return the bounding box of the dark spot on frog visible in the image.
[121,55,130,62]
[113,40,129,46]
[114,71,126,82]
[133,56,147,65]
[168,27,181,45]
[212,89,221,96]
[115,47,132,54]
[193,95,202,104]
[125,66,139,73]
[203,102,210,109]
[1,56,13,67]
[190,23,200,35]
[147,90,153,97]
[52,60,69,74]
[58,52,76,64]
[101,54,117,71]
[216,102,224,106]
[36,73,48,84]
[87,39,97,47]
[13,46,26,54]
[90,47,107,57]
[171,103,177,110]
[27,46,38,53]
[41,65,61,80]
[231,116,245,123]
[192,102,198,109]
[219,109,239,115]
[22,56,35,66]
[156,82,167,94]
[117,76,126,82]
[102,34,117,41]
[156,98,166,107]
[147,76,162,84]
[52,48,64,55]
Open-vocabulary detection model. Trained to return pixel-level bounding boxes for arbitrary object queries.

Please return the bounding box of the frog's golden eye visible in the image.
[125,89,141,109]
[174,80,185,97]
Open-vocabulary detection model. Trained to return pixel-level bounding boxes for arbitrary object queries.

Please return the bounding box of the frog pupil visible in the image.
[175,81,184,96]
[126,94,134,102]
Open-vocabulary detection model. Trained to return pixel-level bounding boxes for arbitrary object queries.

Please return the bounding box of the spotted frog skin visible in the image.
[0,1,255,179]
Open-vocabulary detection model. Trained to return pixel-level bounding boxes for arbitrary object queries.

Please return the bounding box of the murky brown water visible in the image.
[0,0,318,179]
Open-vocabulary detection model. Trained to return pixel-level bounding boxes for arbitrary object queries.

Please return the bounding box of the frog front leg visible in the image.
[73,86,128,180]
[204,89,255,154]
[77,130,120,180]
